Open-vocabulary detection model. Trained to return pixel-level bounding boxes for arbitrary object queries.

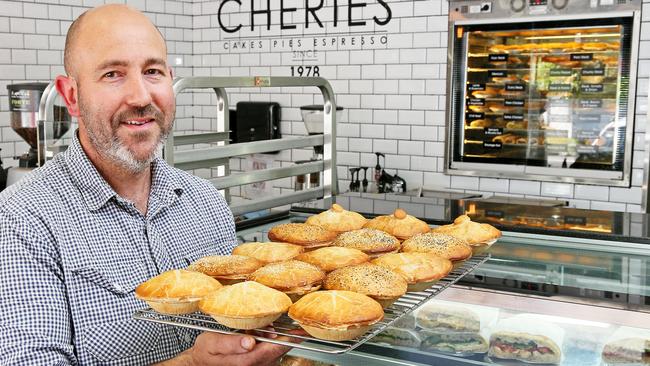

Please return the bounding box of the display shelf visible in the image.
[133,254,490,355]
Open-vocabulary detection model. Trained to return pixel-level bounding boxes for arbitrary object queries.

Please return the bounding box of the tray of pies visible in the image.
[133,254,490,354]
[133,207,494,355]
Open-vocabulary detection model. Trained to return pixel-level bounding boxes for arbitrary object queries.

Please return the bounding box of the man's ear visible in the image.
[169,67,174,79]
[55,75,80,117]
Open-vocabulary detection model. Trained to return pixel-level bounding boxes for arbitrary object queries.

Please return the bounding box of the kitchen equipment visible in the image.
[300,104,344,159]
[445,0,642,186]
[3,83,71,189]
[233,102,280,145]
[392,173,406,193]
[361,167,369,192]
[294,160,321,191]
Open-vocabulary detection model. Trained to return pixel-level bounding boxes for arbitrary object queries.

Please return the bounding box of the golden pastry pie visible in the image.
[248,260,325,301]
[363,208,430,241]
[371,253,453,292]
[295,246,369,272]
[332,228,400,258]
[288,290,384,341]
[267,223,337,249]
[188,255,263,285]
[135,269,222,314]
[305,203,368,233]
[431,215,501,246]
[323,263,407,308]
[401,233,472,262]
[232,242,304,263]
[199,281,292,329]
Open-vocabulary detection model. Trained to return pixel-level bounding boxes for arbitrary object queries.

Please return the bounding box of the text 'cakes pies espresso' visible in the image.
[305,203,368,233]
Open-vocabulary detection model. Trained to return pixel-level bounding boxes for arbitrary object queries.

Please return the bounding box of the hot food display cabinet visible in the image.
[445,0,642,186]
[234,193,650,365]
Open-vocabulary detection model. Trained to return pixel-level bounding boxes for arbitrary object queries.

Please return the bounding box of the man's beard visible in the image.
[79,99,173,173]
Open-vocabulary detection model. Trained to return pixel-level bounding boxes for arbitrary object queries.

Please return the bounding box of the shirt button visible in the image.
[184,333,193,343]
[114,284,123,292]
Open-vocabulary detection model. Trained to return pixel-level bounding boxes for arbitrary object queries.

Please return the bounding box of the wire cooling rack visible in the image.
[133,253,490,354]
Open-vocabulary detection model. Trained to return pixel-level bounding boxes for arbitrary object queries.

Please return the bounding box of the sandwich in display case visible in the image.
[445,0,642,186]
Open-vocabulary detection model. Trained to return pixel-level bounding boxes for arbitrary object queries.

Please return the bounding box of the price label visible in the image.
[489,70,507,77]
[571,53,593,61]
[466,112,484,119]
[575,114,600,123]
[578,99,602,108]
[467,98,486,106]
[549,83,572,91]
[581,84,604,93]
[503,114,525,120]
[504,99,525,106]
[550,69,573,76]
[564,216,587,225]
[506,83,526,91]
[581,68,605,76]
[489,54,508,62]
[483,141,502,149]
[577,130,599,139]
[484,127,503,136]
[468,83,486,91]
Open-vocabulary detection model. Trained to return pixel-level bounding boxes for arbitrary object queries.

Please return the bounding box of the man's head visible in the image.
[56,4,175,174]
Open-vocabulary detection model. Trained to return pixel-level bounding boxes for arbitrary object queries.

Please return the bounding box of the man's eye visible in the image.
[103,71,117,78]
[145,69,163,76]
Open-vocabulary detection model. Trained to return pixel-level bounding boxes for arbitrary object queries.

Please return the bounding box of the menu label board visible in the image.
[575,114,600,123]
[581,84,604,93]
[578,99,602,108]
[484,127,503,136]
[489,70,507,77]
[468,83,486,91]
[564,216,587,225]
[489,54,508,62]
[571,53,593,61]
[549,69,573,76]
[504,99,525,106]
[503,113,525,120]
[486,210,504,218]
[483,141,502,149]
[466,112,484,120]
[581,68,605,76]
[549,83,572,91]
[577,130,599,139]
[506,84,526,91]
[576,145,598,154]
[467,98,485,106]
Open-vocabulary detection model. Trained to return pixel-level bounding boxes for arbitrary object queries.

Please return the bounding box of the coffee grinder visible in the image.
[296,104,343,190]
[2,83,71,189]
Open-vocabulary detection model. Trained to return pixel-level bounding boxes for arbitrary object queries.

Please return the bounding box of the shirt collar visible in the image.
[64,132,183,212]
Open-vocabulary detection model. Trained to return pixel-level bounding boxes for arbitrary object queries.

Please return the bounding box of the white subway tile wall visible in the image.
[0,0,648,212]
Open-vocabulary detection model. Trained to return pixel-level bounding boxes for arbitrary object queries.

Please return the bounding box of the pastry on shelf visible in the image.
[304,203,368,233]
[506,121,528,130]
[363,208,431,241]
[267,223,338,249]
[401,233,472,262]
[232,242,304,264]
[288,290,384,341]
[188,255,264,285]
[199,281,292,330]
[469,119,491,128]
[371,252,453,292]
[323,263,407,308]
[295,246,369,272]
[135,269,223,315]
[247,260,325,301]
[430,215,501,246]
[332,228,401,258]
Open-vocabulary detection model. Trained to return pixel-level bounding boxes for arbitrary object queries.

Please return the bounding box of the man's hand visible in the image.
[157,331,302,366]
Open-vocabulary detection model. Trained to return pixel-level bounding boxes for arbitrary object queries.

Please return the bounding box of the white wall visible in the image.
[1,0,649,212]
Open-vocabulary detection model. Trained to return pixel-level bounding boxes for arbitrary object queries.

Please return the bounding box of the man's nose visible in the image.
[124,75,153,107]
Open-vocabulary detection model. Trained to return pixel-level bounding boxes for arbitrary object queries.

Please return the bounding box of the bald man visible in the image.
[0,5,293,365]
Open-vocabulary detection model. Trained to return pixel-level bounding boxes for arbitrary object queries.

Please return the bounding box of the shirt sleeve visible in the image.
[0,211,77,365]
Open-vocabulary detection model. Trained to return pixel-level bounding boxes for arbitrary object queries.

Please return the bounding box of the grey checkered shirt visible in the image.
[0,133,236,365]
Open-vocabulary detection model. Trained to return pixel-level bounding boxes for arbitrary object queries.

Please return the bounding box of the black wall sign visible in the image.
[466,112,484,119]
[504,99,525,107]
[570,53,593,61]
[489,54,508,62]
[581,84,604,93]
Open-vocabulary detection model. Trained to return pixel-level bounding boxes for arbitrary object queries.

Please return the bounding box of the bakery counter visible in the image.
[235,198,650,365]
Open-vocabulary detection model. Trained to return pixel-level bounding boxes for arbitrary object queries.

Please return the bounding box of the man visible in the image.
[0,4,292,365]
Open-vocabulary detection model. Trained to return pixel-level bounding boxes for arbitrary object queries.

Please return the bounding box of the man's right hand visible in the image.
[158,332,294,366]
